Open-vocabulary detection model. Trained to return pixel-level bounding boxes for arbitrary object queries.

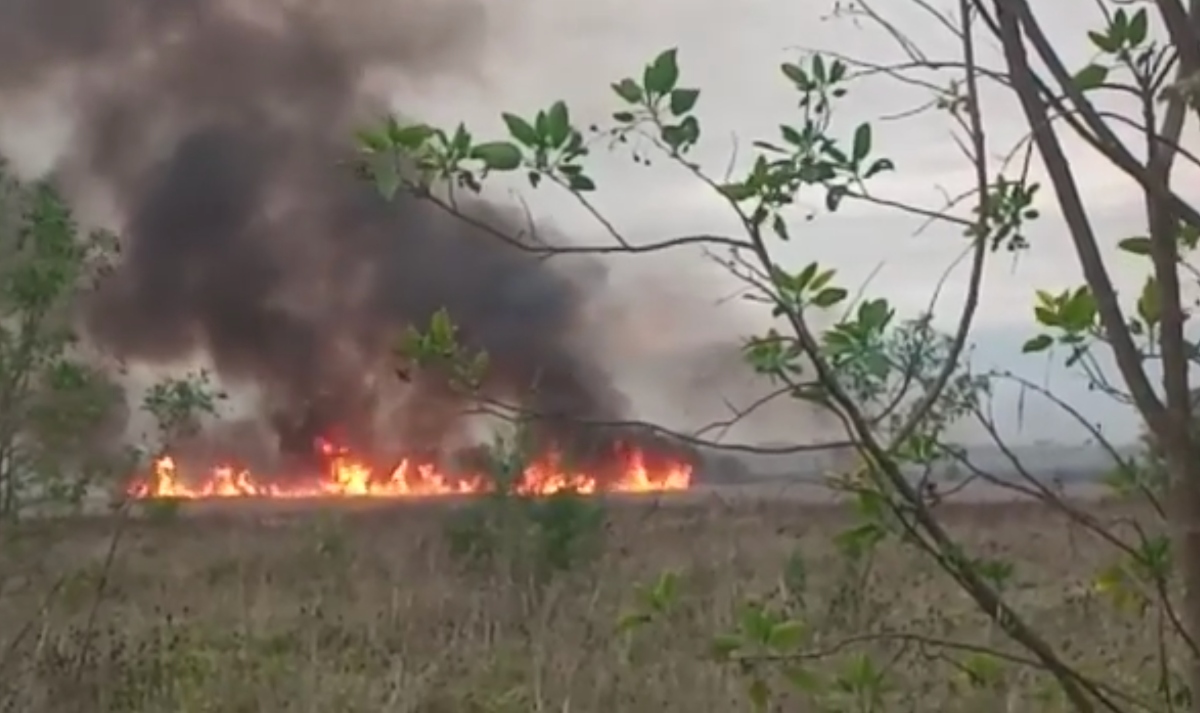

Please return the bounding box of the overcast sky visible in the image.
[385,0,1195,446]
[382,0,1197,446]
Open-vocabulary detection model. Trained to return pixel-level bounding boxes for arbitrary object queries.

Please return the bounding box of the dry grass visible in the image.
[0,490,1174,712]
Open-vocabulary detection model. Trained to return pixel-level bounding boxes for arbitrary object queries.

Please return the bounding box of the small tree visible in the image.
[441,422,606,588]
[141,370,223,451]
[401,309,607,589]
[0,160,126,518]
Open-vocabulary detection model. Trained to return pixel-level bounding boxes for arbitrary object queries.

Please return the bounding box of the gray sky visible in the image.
[382,0,1200,446]
[379,0,1197,446]
[0,0,1184,459]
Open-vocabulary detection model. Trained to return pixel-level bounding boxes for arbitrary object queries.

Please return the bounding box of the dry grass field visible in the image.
[0,487,1174,712]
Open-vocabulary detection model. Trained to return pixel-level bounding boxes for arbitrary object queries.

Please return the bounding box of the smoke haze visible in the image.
[0,0,843,480]
[0,0,639,471]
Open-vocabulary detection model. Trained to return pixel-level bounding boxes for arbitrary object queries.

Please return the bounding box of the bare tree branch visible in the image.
[885,1,990,451]
[989,0,1167,434]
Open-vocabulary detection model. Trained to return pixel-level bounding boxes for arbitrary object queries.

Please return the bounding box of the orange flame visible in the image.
[126,443,692,499]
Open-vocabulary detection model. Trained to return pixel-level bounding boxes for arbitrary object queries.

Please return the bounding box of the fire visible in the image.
[126,441,693,500]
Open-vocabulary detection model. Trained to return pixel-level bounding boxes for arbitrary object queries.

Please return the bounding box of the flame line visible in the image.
[128,450,692,500]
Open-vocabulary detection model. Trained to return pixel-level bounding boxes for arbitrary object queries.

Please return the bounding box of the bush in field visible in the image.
[442,422,606,589]
[0,161,128,518]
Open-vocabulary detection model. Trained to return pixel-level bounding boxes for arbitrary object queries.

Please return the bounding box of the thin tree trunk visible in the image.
[1147,2,1200,707]
[1173,452,1200,713]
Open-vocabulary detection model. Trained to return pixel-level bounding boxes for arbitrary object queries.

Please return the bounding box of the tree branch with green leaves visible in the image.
[342,0,1200,705]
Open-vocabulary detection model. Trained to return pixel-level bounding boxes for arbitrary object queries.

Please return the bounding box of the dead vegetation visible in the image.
[0,493,1167,713]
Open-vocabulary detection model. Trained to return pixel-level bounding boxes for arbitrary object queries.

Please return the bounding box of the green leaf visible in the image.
[545,101,570,148]
[679,116,700,146]
[738,603,773,642]
[1021,334,1053,353]
[825,185,848,211]
[1034,305,1059,327]
[747,678,770,712]
[852,123,872,163]
[668,88,700,116]
[974,557,1015,589]
[961,652,1006,688]
[427,308,457,352]
[1034,289,1057,307]
[857,299,892,332]
[566,173,596,192]
[661,122,695,150]
[811,287,848,308]
[644,48,680,96]
[834,522,884,560]
[449,124,472,154]
[1179,223,1200,250]
[772,214,790,241]
[1127,9,1148,46]
[767,620,806,650]
[1087,30,1121,54]
[808,268,835,293]
[719,182,756,202]
[612,111,636,123]
[1061,286,1097,331]
[780,62,809,89]
[356,128,390,153]
[1137,535,1172,578]
[612,79,643,104]
[1072,64,1109,91]
[828,59,847,85]
[1113,9,1130,44]
[794,263,818,291]
[615,610,652,633]
[853,489,888,520]
[650,570,678,608]
[502,113,540,147]
[386,121,434,149]
[812,54,826,84]
[1092,563,1141,611]
[470,141,523,171]
[1118,236,1152,255]
[864,157,894,178]
[1138,275,1162,326]
[369,157,400,199]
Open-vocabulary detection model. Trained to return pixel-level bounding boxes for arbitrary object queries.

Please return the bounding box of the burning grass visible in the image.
[125,440,694,500]
[0,491,1167,712]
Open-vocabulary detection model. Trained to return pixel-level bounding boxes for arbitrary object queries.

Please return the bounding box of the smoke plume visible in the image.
[0,0,670,477]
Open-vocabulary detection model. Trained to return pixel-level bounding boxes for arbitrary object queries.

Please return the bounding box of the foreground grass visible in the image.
[0,493,1169,712]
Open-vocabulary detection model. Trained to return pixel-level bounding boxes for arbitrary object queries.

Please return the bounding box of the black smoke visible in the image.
[0,0,690,479]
